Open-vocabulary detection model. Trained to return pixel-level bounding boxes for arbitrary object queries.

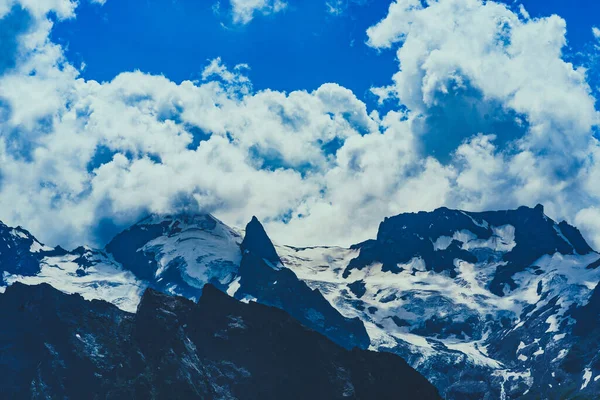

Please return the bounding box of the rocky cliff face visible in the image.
[0,282,440,400]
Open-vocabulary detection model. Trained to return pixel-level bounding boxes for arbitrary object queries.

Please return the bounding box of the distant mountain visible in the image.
[345,204,592,295]
[105,214,243,300]
[0,282,441,400]
[281,205,600,399]
[0,221,56,281]
[2,205,600,398]
[0,222,145,312]
[104,213,369,350]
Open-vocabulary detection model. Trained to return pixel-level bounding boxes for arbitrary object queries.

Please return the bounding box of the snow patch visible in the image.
[227,277,241,296]
[11,229,28,239]
[432,225,515,253]
[30,241,53,253]
[240,295,257,304]
[442,340,503,368]
[4,253,145,313]
[432,235,454,251]
[552,349,568,363]
[494,369,532,400]
[545,315,559,333]
[582,368,592,390]
[142,214,242,289]
[552,333,566,341]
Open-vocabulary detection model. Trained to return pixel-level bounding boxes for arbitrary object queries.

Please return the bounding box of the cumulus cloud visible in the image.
[0,1,380,247]
[229,0,287,24]
[1,0,600,251]
[0,0,76,19]
[365,0,600,240]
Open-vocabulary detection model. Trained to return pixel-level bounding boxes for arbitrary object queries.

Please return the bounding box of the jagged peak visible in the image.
[137,286,195,315]
[348,204,596,295]
[379,204,593,252]
[241,216,281,264]
[137,284,238,318]
[197,283,239,309]
[107,212,240,253]
[139,286,170,302]
[199,283,225,299]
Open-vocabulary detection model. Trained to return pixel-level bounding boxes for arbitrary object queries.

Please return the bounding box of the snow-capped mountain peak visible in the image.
[346,205,594,296]
[106,213,242,300]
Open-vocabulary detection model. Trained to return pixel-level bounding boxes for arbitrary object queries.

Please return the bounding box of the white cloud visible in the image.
[576,206,600,249]
[363,0,600,244]
[368,0,596,150]
[229,0,287,24]
[325,1,344,16]
[0,11,382,246]
[519,4,530,20]
[0,0,77,19]
[201,57,251,90]
[1,0,600,253]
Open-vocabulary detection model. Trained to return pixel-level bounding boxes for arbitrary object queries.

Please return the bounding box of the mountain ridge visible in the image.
[0,281,441,399]
[1,205,600,398]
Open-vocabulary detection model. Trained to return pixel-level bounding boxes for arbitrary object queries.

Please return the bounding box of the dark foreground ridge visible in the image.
[0,282,441,400]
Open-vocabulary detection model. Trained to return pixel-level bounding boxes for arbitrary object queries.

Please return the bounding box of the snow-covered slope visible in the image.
[279,206,600,399]
[0,222,54,281]
[1,214,250,314]
[4,247,145,312]
[106,214,243,301]
[0,222,146,313]
[1,213,368,350]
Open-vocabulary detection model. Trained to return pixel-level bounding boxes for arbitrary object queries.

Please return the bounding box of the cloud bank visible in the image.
[1,0,600,250]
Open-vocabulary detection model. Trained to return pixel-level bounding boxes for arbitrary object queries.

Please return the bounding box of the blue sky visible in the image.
[50,0,600,108]
[2,0,600,249]
[51,0,397,108]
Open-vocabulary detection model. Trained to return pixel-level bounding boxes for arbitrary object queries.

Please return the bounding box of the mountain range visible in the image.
[1,205,600,399]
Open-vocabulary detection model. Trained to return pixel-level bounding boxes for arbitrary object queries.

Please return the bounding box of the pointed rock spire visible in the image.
[240,216,280,264]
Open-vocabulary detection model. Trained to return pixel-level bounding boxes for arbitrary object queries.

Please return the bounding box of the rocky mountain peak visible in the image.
[240,216,281,265]
[346,205,595,296]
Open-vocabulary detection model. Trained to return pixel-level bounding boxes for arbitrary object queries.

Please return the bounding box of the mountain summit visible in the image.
[241,216,281,265]
[347,205,593,295]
